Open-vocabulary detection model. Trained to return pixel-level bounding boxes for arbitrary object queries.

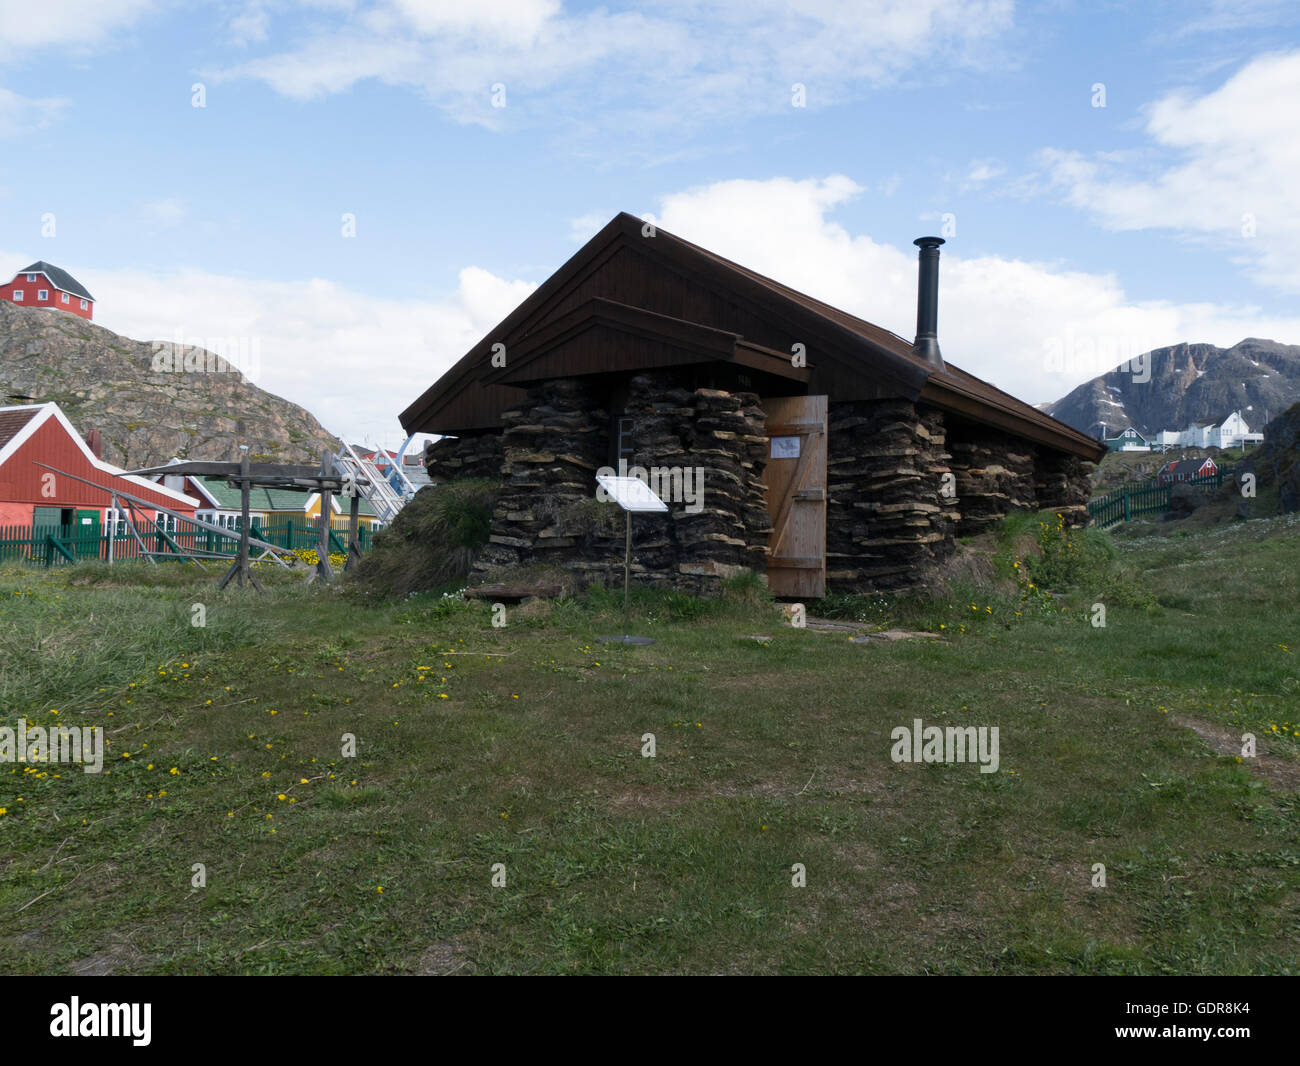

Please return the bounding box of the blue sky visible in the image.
[2,1,1299,449]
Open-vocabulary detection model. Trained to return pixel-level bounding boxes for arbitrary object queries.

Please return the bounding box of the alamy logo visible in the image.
[890,718,1000,774]
[50,998,151,1046]
[595,458,704,513]
[0,719,103,773]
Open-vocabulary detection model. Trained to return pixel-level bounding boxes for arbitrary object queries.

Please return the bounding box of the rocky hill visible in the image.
[0,301,338,469]
[1252,402,1300,513]
[1045,338,1300,440]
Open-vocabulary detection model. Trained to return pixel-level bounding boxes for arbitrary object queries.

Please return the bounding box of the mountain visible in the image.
[0,301,338,469]
[1044,338,1300,440]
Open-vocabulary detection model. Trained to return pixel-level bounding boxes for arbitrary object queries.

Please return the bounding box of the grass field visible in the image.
[1,512,1297,975]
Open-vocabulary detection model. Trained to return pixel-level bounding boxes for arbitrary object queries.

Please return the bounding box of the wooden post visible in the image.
[239,455,251,585]
[345,492,361,572]
[316,449,334,583]
[219,456,263,591]
[107,494,116,565]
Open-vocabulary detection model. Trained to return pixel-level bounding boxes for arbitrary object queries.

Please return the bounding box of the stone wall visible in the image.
[619,372,771,592]
[825,400,959,593]
[465,371,772,594]
[436,375,1098,595]
[423,432,503,483]
[945,427,1038,536]
[1032,449,1095,528]
[470,378,614,580]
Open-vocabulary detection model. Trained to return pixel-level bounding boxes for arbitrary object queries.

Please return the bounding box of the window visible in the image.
[613,415,635,464]
[26,273,36,282]
[155,512,178,533]
[81,299,88,309]
[37,289,48,300]
[60,292,70,304]
[104,508,129,537]
[12,290,22,301]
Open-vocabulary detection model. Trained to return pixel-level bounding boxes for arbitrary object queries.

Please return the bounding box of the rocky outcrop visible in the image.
[0,300,338,467]
[1045,338,1300,441]
[1251,401,1300,513]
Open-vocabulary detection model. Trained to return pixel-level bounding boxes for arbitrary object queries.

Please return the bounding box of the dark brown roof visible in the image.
[401,213,1104,460]
[0,405,42,450]
[15,261,94,302]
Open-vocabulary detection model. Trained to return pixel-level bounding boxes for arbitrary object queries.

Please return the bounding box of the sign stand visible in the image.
[594,475,668,646]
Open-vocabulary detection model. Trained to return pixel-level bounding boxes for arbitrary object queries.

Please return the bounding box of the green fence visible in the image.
[1087,472,1224,528]
[0,518,379,568]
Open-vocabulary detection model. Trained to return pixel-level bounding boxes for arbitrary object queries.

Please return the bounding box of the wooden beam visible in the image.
[344,493,361,573]
[315,449,334,583]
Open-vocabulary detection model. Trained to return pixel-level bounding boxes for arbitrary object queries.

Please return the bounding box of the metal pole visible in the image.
[107,494,115,565]
[624,509,631,637]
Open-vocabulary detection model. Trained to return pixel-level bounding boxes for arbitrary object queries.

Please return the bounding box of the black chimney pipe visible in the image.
[912,236,945,370]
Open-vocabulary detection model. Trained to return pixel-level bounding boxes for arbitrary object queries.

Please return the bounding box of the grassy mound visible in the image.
[349,480,498,599]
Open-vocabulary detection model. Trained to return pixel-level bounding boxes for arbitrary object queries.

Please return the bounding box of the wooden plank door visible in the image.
[762,395,827,598]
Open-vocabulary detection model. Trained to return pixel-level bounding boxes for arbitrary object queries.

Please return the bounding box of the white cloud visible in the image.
[1174,0,1300,35]
[0,0,155,60]
[962,159,1005,188]
[1,257,536,451]
[653,175,1300,403]
[216,0,1015,133]
[1040,49,1300,293]
[568,211,610,243]
[0,87,67,137]
[228,1,272,46]
[387,0,561,45]
[141,197,186,225]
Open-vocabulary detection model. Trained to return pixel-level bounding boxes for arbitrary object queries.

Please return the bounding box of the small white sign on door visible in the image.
[770,435,801,459]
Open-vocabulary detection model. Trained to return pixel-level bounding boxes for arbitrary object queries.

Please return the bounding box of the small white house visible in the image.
[1212,410,1262,449]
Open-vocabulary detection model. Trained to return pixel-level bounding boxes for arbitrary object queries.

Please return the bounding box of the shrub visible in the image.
[349,480,499,599]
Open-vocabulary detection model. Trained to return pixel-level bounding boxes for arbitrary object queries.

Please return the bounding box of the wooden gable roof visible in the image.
[401,213,1104,460]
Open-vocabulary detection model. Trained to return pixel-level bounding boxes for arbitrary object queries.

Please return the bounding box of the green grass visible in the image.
[1,515,1298,975]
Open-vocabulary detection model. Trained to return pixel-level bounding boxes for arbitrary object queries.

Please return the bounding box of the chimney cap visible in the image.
[913,236,945,249]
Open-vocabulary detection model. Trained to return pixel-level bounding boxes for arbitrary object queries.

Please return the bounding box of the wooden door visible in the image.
[762,395,827,598]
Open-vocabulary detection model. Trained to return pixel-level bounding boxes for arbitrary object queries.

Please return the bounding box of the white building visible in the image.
[1212,410,1262,449]
[1153,410,1261,452]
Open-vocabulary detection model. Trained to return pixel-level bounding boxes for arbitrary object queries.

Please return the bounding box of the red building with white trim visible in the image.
[1156,457,1218,486]
[0,403,197,532]
[0,261,95,320]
